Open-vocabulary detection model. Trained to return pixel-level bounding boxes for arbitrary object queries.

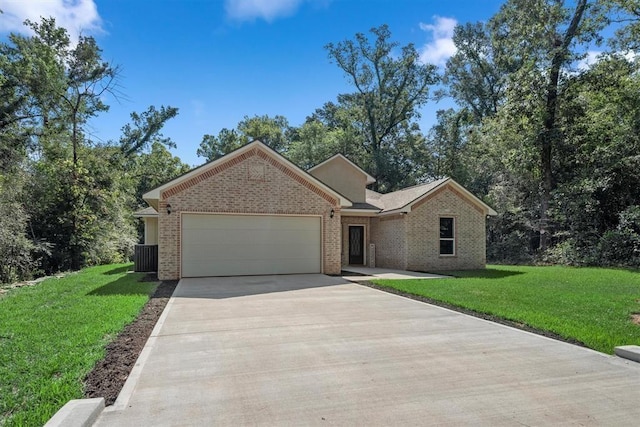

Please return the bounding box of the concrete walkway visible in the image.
[342,266,449,280]
[96,274,640,426]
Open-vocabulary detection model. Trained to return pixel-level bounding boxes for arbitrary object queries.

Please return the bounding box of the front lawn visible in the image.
[374,265,640,354]
[0,264,156,427]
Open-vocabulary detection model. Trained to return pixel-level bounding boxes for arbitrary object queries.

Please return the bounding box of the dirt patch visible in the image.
[631,313,640,326]
[84,276,178,405]
[357,280,589,349]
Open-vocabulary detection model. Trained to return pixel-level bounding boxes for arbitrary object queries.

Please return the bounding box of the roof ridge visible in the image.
[392,177,448,193]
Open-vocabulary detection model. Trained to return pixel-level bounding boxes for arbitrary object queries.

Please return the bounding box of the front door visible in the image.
[348,225,364,265]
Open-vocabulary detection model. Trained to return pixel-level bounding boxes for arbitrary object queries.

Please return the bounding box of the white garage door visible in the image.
[181,214,322,277]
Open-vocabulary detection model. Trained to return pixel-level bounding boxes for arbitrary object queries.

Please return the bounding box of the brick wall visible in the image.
[370,215,407,269]
[157,148,341,279]
[340,216,370,265]
[405,186,486,271]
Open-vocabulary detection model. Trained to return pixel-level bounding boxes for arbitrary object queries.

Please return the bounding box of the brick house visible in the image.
[135,140,496,280]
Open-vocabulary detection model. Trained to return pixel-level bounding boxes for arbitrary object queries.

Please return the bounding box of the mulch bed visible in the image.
[357,280,588,349]
[84,275,178,405]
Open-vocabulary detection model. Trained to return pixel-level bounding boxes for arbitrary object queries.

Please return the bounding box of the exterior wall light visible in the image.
[330,208,335,218]
[166,204,172,215]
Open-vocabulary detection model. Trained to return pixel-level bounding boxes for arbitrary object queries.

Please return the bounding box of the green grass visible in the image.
[374,265,640,355]
[0,264,157,427]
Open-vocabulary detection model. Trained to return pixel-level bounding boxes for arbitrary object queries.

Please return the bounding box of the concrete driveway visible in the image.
[96,274,640,426]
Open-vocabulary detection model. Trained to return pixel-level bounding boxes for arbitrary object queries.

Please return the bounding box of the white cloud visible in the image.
[0,0,102,41]
[577,50,638,71]
[225,0,305,23]
[577,50,602,71]
[418,16,458,67]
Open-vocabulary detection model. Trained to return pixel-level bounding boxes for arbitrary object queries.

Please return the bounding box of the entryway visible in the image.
[348,225,364,265]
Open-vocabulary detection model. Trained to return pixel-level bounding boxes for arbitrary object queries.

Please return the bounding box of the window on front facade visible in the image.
[440,217,455,256]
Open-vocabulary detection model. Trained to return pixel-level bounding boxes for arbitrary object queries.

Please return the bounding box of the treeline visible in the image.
[1,0,639,283]
[0,19,190,282]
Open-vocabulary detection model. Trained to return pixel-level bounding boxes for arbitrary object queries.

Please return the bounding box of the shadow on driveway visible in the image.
[173,274,350,299]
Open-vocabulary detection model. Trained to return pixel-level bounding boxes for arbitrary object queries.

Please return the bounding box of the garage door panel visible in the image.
[183,243,320,261]
[181,214,322,277]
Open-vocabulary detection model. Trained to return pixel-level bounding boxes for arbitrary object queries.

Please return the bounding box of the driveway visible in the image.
[96,274,640,426]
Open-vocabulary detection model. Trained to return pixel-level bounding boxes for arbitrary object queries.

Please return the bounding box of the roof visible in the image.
[133,207,158,218]
[143,140,352,208]
[343,202,383,211]
[308,154,376,185]
[366,178,497,216]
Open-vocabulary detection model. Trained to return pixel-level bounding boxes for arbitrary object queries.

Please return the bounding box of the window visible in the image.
[439,217,455,256]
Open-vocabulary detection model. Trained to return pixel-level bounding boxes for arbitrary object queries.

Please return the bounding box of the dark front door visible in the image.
[348,226,364,265]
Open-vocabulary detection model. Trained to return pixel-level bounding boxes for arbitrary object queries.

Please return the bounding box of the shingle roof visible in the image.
[366,178,449,212]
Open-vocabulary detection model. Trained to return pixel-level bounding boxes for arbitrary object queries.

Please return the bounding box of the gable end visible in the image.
[256,150,338,205]
[412,184,485,215]
[161,147,338,205]
[161,148,256,199]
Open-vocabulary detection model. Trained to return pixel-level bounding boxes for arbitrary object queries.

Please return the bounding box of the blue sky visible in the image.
[1,0,506,166]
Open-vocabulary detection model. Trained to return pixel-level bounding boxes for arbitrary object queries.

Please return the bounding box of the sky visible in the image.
[0,0,508,166]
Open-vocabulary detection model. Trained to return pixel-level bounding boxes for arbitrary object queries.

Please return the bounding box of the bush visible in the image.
[597,230,640,267]
[541,238,595,266]
[0,184,38,283]
[487,230,533,264]
[83,220,137,266]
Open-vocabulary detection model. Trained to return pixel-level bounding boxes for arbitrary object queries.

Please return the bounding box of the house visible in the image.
[135,140,496,280]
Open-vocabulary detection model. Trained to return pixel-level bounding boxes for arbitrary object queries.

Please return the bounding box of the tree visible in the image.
[0,17,186,280]
[325,25,439,190]
[488,0,599,252]
[119,105,179,157]
[551,54,640,263]
[197,115,290,162]
[288,103,366,170]
[287,120,339,170]
[197,128,244,162]
[135,141,190,204]
[603,0,640,50]
[237,114,290,153]
[5,18,121,270]
[427,109,472,182]
[444,22,510,122]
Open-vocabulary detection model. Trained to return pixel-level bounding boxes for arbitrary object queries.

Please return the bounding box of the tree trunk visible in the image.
[537,0,588,252]
[70,104,81,270]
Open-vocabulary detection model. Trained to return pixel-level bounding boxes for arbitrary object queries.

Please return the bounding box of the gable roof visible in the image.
[308,154,376,185]
[143,140,352,208]
[366,178,497,216]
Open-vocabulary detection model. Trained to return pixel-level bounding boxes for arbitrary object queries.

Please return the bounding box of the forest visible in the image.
[1,0,639,283]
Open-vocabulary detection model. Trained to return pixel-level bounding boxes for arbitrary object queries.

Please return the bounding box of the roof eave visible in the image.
[341,208,381,217]
[402,178,497,216]
[133,213,159,218]
[378,207,411,217]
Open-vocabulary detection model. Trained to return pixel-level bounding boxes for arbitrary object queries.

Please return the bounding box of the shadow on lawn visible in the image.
[87,275,156,296]
[103,265,132,275]
[447,268,525,279]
